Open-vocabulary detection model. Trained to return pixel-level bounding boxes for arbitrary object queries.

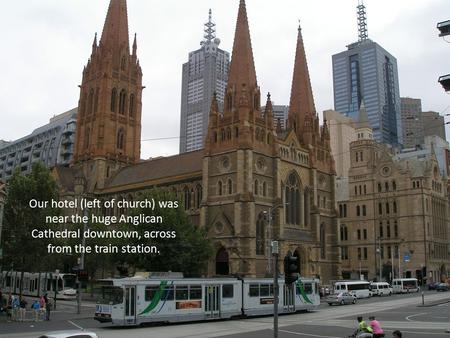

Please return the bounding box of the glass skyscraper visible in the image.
[179,10,230,153]
[332,40,402,147]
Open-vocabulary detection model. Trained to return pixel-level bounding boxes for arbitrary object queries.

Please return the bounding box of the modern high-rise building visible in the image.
[423,111,446,140]
[261,104,289,129]
[401,97,424,149]
[0,108,77,181]
[179,10,230,153]
[332,1,402,147]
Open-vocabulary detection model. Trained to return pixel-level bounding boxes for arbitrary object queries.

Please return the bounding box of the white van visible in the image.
[370,282,392,296]
[392,278,419,293]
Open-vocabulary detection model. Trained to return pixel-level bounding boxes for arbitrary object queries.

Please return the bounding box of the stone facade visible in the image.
[55,0,340,283]
[339,137,450,283]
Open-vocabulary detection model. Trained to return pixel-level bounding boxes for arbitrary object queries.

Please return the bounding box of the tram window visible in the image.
[222,284,234,298]
[249,284,259,297]
[162,286,174,300]
[175,286,189,300]
[6,276,11,287]
[189,285,202,300]
[260,284,270,297]
[304,283,313,294]
[47,280,52,291]
[269,284,274,296]
[145,286,159,301]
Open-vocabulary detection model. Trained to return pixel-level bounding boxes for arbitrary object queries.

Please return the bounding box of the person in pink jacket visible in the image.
[369,316,385,337]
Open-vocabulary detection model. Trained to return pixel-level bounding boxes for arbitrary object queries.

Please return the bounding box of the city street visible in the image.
[1,291,449,338]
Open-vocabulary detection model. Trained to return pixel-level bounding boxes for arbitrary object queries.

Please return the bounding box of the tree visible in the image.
[110,190,213,277]
[1,162,60,278]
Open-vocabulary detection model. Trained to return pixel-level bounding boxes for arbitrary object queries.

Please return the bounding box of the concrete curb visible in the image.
[417,299,450,307]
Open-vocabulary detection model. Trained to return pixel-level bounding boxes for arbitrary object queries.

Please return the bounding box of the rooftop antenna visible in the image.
[203,9,216,43]
[357,0,368,42]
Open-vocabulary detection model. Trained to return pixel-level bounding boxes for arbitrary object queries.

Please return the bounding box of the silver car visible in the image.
[38,331,99,338]
[326,292,357,306]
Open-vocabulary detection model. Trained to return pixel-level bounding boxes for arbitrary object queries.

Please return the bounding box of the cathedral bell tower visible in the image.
[72,0,143,189]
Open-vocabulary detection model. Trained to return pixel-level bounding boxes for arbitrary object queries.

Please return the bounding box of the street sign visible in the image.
[404,254,410,263]
[271,241,279,254]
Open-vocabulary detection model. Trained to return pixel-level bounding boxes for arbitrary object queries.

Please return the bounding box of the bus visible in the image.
[94,276,320,326]
[333,280,371,299]
[0,271,77,299]
[392,278,419,293]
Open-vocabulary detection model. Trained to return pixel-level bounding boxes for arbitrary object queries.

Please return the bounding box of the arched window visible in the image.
[111,88,117,112]
[393,201,397,213]
[88,89,94,115]
[129,94,135,118]
[94,88,99,114]
[195,185,202,208]
[235,127,239,138]
[84,127,90,148]
[320,223,326,259]
[226,128,231,140]
[362,205,366,216]
[183,187,190,210]
[356,205,360,216]
[119,89,127,115]
[254,180,259,195]
[227,179,232,194]
[256,213,265,255]
[117,128,125,150]
[285,173,301,225]
[218,181,223,196]
[262,182,267,197]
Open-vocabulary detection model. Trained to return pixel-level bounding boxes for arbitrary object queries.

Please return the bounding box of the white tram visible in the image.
[0,271,77,299]
[94,276,320,326]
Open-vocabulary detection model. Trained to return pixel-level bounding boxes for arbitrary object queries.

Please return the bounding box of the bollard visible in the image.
[421,291,424,306]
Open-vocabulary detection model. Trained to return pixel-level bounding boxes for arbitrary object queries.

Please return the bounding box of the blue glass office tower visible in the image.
[332,40,402,147]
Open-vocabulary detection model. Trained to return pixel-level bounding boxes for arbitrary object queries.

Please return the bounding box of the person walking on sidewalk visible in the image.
[12,295,20,321]
[19,296,27,321]
[31,300,40,322]
[44,293,51,321]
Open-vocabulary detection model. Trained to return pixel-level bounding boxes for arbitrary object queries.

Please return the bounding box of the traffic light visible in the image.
[284,253,299,284]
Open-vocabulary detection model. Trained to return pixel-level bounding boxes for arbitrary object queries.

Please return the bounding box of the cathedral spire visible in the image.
[100,0,130,54]
[287,22,317,142]
[227,0,257,93]
[132,33,137,57]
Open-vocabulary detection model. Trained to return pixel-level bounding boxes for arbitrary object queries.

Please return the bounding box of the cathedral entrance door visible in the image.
[216,247,229,275]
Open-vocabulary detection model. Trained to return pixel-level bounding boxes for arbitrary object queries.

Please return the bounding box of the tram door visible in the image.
[124,286,136,325]
[205,285,221,319]
[283,284,295,312]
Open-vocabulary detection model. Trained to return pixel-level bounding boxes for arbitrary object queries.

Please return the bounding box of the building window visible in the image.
[385,182,389,191]
[378,203,382,215]
[386,202,390,214]
[363,247,368,260]
[387,221,391,238]
[362,205,366,216]
[119,89,127,115]
[116,128,125,150]
[262,182,267,196]
[341,246,349,260]
[183,187,190,210]
[364,185,367,194]
[320,223,326,259]
[235,127,239,138]
[394,220,398,237]
[356,205,360,217]
[378,183,382,192]
[227,179,233,195]
[218,181,223,196]
[285,173,301,225]
[195,185,202,208]
[393,201,397,213]
[358,247,362,260]
[392,180,396,190]
[256,213,265,255]
[355,186,358,195]
[379,223,384,238]
[111,88,117,112]
[121,56,126,71]
[254,179,259,195]
[388,246,392,259]
[363,229,367,239]
[129,94,135,118]
[357,229,361,240]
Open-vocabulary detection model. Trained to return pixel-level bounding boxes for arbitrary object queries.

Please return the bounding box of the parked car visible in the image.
[428,282,439,290]
[325,292,357,305]
[38,331,99,338]
[436,283,449,292]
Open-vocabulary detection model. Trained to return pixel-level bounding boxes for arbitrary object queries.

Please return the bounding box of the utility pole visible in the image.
[272,241,279,338]
[77,206,88,315]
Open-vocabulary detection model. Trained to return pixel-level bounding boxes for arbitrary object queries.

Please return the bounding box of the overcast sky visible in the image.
[0,0,449,159]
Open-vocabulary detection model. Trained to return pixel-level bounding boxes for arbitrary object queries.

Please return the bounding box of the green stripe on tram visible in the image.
[295,279,313,304]
[138,280,168,316]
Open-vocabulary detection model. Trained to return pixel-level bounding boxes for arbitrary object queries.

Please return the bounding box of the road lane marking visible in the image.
[400,330,448,335]
[405,313,427,321]
[68,320,84,330]
[277,329,341,338]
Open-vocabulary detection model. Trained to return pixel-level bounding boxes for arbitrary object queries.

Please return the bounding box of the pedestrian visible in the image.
[39,295,46,320]
[12,295,20,321]
[355,316,373,338]
[19,296,27,321]
[6,294,12,320]
[44,293,51,321]
[31,300,40,322]
[392,330,402,338]
[369,316,384,338]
